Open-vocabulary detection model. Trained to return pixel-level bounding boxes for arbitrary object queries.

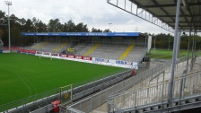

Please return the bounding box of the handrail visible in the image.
[109,70,201,99]
[108,68,201,112]
[65,56,189,113]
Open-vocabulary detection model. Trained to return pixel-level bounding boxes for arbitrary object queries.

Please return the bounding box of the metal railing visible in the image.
[0,88,59,113]
[66,57,189,113]
[108,70,201,113]
[65,70,132,113]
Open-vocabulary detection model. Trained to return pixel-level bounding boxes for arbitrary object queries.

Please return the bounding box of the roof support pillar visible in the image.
[176,31,181,59]
[168,0,181,106]
[190,30,196,71]
[186,26,192,72]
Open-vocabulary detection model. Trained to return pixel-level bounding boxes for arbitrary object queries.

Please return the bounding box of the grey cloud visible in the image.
[0,0,170,34]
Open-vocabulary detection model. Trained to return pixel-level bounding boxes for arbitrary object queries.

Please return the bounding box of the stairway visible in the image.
[119,44,134,60]
[52,42,68,53]
[84,44,101,56]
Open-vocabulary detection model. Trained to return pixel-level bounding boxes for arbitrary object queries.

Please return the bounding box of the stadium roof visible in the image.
[107,0,201,105]
[21,32,141,37]
[108,0,201,32]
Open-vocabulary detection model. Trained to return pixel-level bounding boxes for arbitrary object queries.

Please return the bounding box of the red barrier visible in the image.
[52,100,60,112]
[76,55,82,59]
[132,69,136,75]
[36,51,42,54]
[59,54,92,61]
[82,56,92,60]
[68,55,75,58]
[18,49,36,54]
[51,53,58,56]
[60,54,67,57]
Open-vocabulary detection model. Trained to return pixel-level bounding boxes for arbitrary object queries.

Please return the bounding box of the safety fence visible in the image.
[65,66,166,112]
[108,56,189,95]
[108,70,201,112]
[66,57,190,113]
[0,88,59,113]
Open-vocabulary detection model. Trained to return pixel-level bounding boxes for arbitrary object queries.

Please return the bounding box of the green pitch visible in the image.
[148,49,201,59]
[0,53,123,106]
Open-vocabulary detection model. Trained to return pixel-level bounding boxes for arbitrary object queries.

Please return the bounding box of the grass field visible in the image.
[148,49,201,59]
[0,53,123,106]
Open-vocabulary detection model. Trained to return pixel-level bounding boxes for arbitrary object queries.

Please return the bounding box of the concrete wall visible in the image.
[30,104,53,113]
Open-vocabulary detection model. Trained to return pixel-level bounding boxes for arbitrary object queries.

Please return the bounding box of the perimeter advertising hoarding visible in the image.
[93,57,138,69]
[23,50,137,69]
[18,49,36,54]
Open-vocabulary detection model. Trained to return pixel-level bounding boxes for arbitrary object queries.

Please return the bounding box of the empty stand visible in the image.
[75,43,147,62]
[84,44,101,56]
[119,44,134,60]
[33,41,49,50]
[26,36,148,63]
[88,44,127,60]
[75,44,95,56]
[124,46,147,62]
[27,42,68,53]
[52,42,68,53]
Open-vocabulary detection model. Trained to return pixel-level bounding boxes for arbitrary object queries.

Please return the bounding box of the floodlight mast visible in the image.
[5,1,12,51]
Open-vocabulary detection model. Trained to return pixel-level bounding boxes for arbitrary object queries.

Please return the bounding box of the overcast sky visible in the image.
[1,0,171,34]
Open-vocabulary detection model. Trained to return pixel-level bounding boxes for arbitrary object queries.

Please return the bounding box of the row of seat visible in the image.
[26,42,68,53]
[27,41,146,62]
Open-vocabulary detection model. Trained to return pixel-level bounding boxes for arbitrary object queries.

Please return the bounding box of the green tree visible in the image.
[65,20,75,32]
[75,22,88,32]
[48,18,61,32]
[91,28,102,32]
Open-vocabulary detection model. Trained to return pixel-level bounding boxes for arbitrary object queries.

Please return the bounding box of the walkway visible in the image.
[90,57,201,113]
[107,57,201,113]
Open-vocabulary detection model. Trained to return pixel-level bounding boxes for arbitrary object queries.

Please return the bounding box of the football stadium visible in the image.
[0,53,123,104]
[0,31,152,112]
[1,0,201,113]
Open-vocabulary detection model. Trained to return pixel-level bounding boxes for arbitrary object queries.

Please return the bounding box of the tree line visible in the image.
[0,10,201,50]
[0,10,110,46]
[151,33,201,50]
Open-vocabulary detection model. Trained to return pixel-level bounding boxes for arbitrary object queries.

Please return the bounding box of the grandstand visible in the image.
[75,43,147,62]
[26,41,68,53]
[22,32,151,65]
